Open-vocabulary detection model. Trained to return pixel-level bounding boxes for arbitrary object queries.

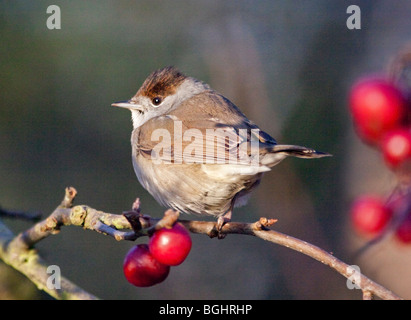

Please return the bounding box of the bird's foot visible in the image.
[213,211,232,239]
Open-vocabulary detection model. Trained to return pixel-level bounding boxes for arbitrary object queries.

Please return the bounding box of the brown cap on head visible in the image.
[136,66,187,99]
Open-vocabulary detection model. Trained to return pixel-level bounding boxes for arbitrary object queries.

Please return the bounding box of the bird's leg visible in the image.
[217,210,232,231]
[213,194,239,239]
[215,210,232,239]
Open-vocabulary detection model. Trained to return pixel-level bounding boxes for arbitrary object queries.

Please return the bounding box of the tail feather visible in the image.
[259,144,331,167]
[271,144,332,159]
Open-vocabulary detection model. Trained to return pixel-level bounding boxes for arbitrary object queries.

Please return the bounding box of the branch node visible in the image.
[41,216,60,233]
[123,210,143,233]
[60,187,77,208]
[70,205,87,226]
[253,217,278,230]
[157,209,180,229]
[146,209,180,236]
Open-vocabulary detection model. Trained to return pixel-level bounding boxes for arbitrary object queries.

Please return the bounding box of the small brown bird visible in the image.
[113,67,329,232]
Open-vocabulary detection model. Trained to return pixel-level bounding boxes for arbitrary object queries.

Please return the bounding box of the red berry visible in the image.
[351,195,391,236]
[381,128,411,168]
[396,217,411,244]
[149,223,192,266]
[123,244,170,287]
[349,77,406,144]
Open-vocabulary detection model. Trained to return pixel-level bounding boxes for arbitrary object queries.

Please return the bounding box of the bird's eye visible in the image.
[152,97,162,106]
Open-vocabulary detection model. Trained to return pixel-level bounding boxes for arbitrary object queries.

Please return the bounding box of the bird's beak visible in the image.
[111,100,137,109]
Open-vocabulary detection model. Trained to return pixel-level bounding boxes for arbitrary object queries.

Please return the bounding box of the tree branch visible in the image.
[0,187,403,300]
[0,206,41,222]
[0,218,98,300]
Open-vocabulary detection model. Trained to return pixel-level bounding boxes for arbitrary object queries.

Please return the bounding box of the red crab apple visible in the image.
[349,77,406,144]
[351,195,392,236]
[395,217,411,244]
[384,193,411,244]
[123,244,170,287]
[149,223,192,266]
[381,128,411,168]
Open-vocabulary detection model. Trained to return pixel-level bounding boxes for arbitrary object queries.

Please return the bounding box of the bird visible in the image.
[112,66,330,234]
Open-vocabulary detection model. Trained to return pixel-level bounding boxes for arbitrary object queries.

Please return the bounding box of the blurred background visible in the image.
[1,0,411,300]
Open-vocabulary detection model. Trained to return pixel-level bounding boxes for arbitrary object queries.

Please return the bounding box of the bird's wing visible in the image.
[135,90,277,165]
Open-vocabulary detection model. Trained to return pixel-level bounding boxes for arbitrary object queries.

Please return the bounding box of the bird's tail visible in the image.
[259,144,331,167]
[270,144,331,159]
